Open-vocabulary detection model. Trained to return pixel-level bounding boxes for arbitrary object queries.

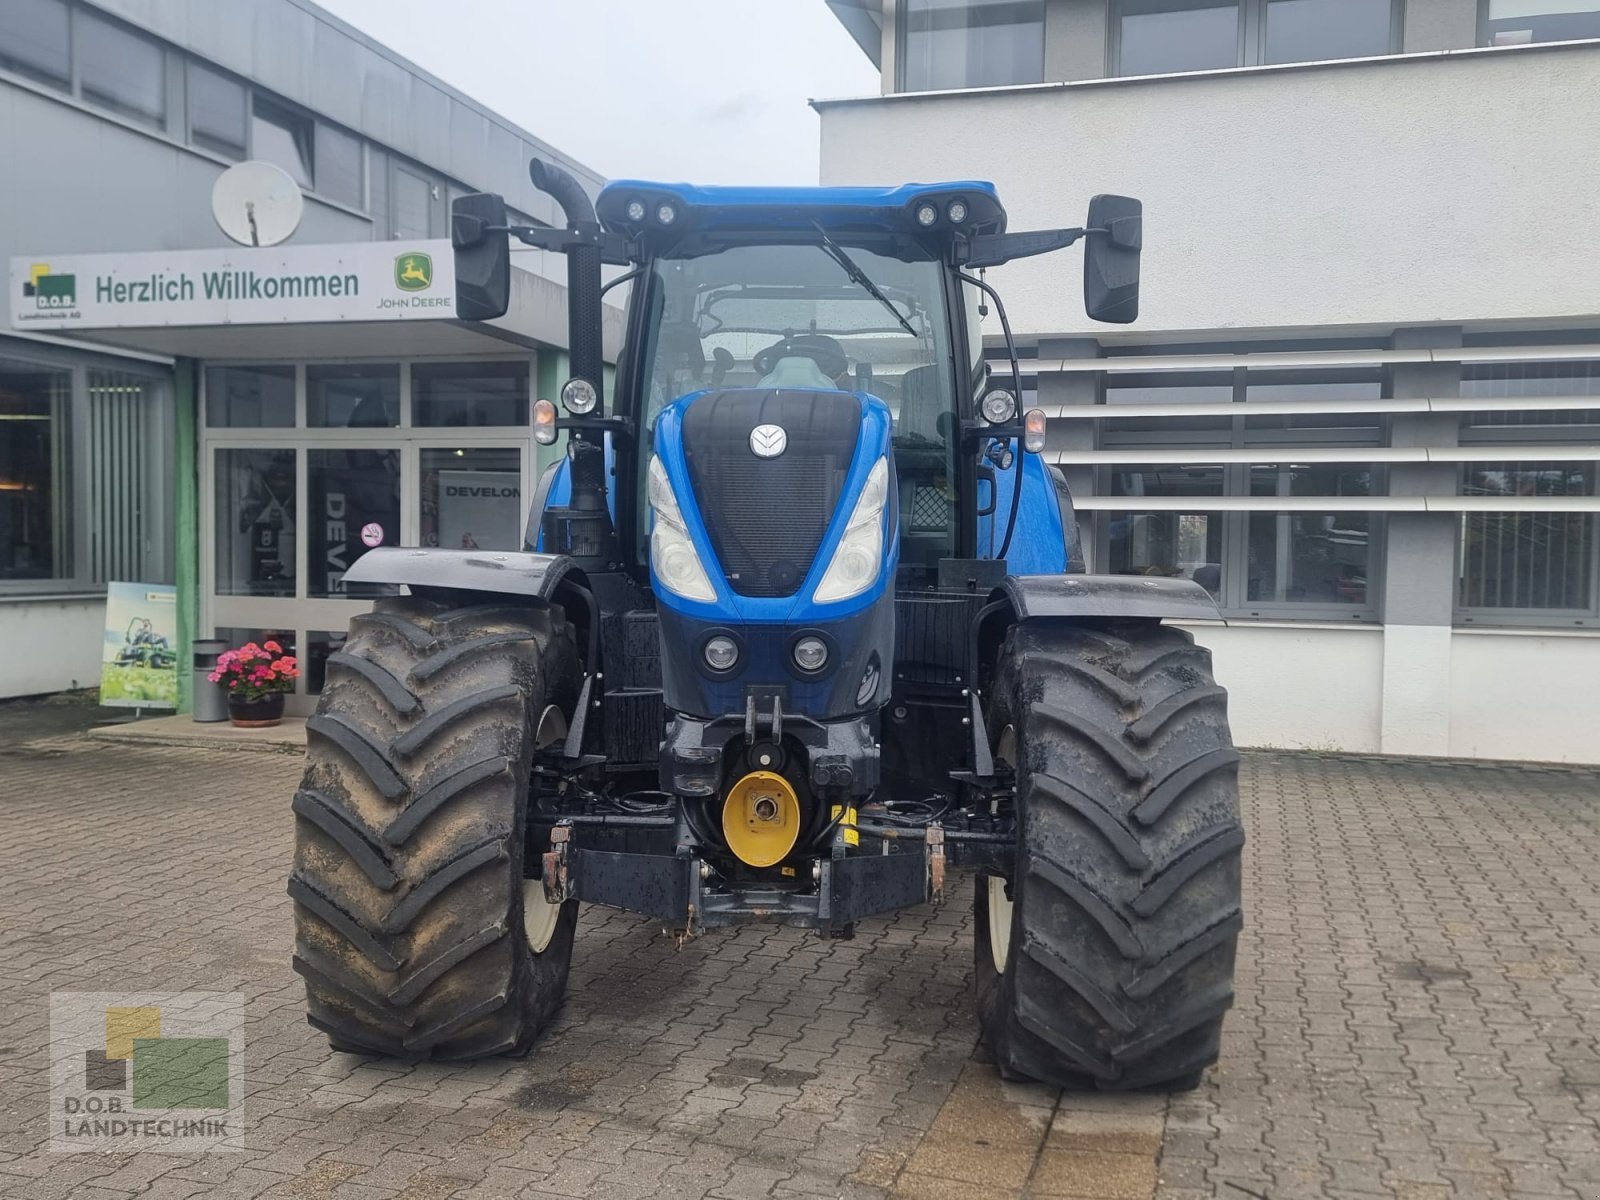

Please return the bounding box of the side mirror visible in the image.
[452,192,510,321]
[1084,194,1142,325]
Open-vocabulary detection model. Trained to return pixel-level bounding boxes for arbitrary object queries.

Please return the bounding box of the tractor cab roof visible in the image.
[596,180,1006,249]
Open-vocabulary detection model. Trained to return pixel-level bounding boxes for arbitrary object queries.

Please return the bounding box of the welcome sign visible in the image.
[9,240,455,330]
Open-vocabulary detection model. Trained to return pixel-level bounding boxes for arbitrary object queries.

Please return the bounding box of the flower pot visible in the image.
[227,692,286,728]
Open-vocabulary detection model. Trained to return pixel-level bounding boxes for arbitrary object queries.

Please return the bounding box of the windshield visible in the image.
[631,238,960,575]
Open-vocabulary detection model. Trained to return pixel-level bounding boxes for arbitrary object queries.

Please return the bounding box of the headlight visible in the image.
[980,388,1017,425]
[793,636,828,673]
[648,456,716,602]
[704,635,739,672]
[813,457,889,604]
[561,377,597,415]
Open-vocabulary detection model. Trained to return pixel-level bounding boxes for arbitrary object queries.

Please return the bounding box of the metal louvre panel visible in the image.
[86,368,152,583]
[682,390,861,598]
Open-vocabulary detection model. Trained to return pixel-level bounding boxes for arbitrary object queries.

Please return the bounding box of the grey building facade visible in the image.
[822,0,1600,762]
[1,0,608,707]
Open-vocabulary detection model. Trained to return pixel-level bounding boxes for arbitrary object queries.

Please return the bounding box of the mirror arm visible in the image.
[960,226,1088,269]
[957,270,1026,561]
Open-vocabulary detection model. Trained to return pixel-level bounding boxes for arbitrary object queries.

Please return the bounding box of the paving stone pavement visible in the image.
[1,731,1599,1199]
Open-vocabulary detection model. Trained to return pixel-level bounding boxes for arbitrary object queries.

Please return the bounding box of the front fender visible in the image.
[996,574,1221,622]
[343,547,582,601]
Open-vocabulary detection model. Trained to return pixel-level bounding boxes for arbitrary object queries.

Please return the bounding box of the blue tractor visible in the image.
[291,160,1243,1092]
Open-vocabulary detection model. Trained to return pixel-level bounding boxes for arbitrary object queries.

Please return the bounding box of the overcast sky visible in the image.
[315,0,881,186]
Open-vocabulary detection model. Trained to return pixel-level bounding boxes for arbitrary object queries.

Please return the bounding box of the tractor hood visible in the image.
[647,386,899,720]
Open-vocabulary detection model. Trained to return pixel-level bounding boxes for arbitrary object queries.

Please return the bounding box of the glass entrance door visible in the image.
[201,359,536,716]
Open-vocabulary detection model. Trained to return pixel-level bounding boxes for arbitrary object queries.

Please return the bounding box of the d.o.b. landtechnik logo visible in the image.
[21,263,77,313]
[49,991,245,1152]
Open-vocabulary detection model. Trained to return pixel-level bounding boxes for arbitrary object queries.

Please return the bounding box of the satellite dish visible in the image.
[211,161,304,247]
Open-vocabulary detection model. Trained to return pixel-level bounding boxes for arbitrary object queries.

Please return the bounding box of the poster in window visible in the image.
[101,582,179,709]
[435,470,522,551]
[308,448,401,598]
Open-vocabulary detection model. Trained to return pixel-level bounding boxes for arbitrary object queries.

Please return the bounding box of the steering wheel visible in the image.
[753,335,849,380]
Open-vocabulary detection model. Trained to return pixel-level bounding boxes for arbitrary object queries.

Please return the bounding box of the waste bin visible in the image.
[193,639,229,723]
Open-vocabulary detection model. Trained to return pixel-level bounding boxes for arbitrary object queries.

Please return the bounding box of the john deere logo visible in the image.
[395,253,433,292]
[23,263,77,310]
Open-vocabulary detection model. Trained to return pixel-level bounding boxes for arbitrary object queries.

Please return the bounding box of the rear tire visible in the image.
[290,596,580,1059]
[975,621,1243,1091]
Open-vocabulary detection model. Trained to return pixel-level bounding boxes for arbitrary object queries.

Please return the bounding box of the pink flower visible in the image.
[264,640,283,654]
[207,671,222,683]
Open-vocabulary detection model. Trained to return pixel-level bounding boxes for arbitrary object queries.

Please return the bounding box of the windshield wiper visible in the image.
[809,221,918,339]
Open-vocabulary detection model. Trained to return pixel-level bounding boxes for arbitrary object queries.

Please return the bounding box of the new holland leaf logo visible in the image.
[395,253,433,292]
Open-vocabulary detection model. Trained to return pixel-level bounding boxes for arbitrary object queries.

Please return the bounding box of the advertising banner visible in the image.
[10,240,454,330]
[436,471,523,551]
[101,583,179,710]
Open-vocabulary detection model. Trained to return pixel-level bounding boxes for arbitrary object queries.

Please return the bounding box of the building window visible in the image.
[1095,368,1384,618]
[1114,0,1398,75]
[1117,0,1241,76]
[1247,465,1374,606]
[1264,0,1394,64]
[391,165,434,240]
[307,449,401,598]
[252,96,313,188]
[1459,359,1600,431]
[307,364,398,429]
[1459,462,1596,618]
[901,0,1045,91]
[412,362,529,428]
[214,449,296,597]
[316,124,364,209]
[1484,1,1600,46]
[205,365,295,428]
[0,355,71,581]
[0,0,71,89]
[421,447,523,551]
[1108,470,1225,593]
[188,63,247,160]
[77,10,166,126]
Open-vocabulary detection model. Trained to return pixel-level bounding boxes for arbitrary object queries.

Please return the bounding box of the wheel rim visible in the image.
[989,724,1018,976]
[524,706,567,955]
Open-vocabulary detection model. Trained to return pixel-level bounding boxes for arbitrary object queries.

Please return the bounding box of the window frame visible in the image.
[1091,366,1388,622]
[1108,0,1405,77]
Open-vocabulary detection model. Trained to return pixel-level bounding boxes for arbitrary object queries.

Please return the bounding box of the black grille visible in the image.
[682,390,862,597]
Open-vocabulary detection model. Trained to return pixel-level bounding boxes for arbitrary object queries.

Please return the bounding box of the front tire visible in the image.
[290,596,580,1059]
[975,621,1244,1091]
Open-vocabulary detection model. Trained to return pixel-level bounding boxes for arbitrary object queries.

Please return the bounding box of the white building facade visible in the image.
[821,0,1600,763]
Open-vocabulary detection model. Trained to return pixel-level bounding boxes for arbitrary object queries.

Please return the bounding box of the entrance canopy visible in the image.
[8,239,623,361]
